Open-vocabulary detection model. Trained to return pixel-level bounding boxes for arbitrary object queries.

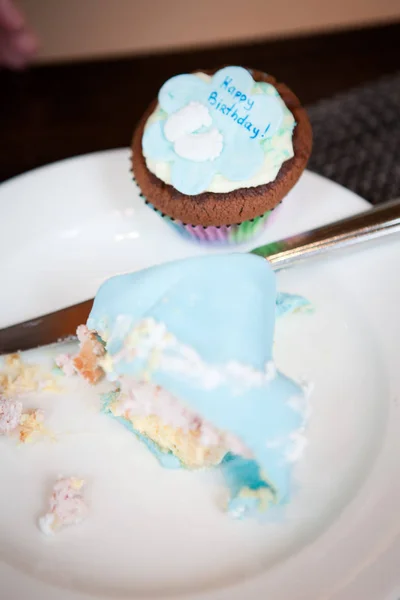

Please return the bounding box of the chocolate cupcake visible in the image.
[131,66,312,244]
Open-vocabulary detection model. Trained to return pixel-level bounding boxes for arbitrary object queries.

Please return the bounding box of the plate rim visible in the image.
[1,149,399,600]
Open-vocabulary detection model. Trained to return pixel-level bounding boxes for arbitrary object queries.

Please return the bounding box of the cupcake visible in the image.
[131,66,312,244]
[70,255,310,519]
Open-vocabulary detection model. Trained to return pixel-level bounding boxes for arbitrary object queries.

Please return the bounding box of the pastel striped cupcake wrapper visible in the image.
[166,213,272,245]
[134,178,274,245]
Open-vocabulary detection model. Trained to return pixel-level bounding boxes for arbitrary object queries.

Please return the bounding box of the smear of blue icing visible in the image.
[276,292,312,318]
[220,453,272,518]
[221,453,271,496]
[88,254,306,514]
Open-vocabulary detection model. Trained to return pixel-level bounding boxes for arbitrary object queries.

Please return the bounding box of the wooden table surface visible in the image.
[1,22,399,184]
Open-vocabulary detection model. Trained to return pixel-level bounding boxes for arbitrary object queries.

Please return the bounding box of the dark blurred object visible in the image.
[0,21,399,203]
[308,72,400,204]
[0,0,38,69]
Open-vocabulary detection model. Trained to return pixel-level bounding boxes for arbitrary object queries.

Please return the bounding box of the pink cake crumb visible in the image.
[0,394,22,434]
[38,477,88,535]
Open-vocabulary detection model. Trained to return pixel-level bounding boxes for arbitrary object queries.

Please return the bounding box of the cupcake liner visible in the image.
[133,176,272,245]
[165,212,272,245]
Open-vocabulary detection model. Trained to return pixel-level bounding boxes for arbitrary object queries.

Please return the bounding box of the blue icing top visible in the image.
[88,255,306,503]
[142,66,290,195]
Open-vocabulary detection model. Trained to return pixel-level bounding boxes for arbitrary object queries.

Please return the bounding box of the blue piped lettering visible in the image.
[208,91,217,106]
[231,107,239,122]
[251,127,260,139]
[208,77,273,141]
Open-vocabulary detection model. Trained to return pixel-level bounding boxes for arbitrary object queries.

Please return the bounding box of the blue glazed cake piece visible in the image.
[73,254,309,518]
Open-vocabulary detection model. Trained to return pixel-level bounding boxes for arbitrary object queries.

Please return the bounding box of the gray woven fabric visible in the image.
[307,72,400,205]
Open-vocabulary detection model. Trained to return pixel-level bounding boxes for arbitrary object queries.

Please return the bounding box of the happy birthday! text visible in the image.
[207,76,272,141]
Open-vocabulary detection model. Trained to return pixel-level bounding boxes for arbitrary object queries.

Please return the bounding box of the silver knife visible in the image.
[1,198,400,355]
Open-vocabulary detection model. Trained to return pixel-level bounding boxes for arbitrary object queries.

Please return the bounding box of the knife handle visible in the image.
[252,198,400,269]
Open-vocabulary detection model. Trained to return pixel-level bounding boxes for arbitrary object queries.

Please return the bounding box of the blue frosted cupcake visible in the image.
[131,66,312,244]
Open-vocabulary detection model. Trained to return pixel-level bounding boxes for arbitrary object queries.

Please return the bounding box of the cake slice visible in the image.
[73,254,308,518]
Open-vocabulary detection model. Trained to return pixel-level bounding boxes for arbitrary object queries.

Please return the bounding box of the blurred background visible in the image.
[1,0,400,203]
[17,0,400,63]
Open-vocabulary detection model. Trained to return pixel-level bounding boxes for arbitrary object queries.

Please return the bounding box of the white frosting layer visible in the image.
[101,317,278,393]
[174,128,223,162]
[144,73,296,193]
[164,101,211,143]
[164,101,223,162]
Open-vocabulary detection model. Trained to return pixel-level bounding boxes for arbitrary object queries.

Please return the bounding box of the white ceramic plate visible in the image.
[0,149,400,600]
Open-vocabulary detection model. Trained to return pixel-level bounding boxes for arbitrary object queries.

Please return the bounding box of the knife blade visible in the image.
[1,198,400,355]
[0,299,94,355]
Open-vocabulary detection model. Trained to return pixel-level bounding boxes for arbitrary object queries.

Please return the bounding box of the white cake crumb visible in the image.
[39,477,88,535]
[0,353,60,396]
[285,430,309,462]
[55,354,77,376]
[19,409,48,444]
